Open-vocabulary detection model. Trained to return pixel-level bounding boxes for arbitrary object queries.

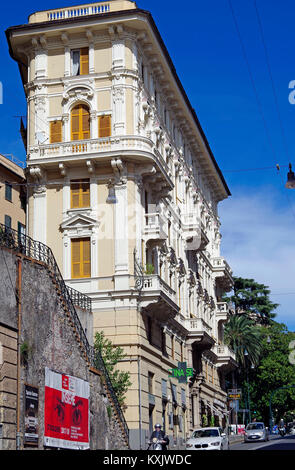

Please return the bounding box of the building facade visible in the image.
[6,0,237,449]
[0,154,26,234]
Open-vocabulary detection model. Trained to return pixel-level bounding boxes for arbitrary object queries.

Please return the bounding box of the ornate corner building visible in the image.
[6,0,238,449]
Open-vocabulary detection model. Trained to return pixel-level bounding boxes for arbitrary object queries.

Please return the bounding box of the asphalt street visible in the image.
[231,434,295,450]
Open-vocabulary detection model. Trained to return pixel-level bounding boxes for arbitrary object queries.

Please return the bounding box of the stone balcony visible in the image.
[178,316,215,352]
[143,212,167,244]
[140,274,179,320]
[213,344,238,372]
[212,256,233,291]
[181,214,209,251]
[182,214,201,251]
[216,302,230,322]
[28,135,173,189]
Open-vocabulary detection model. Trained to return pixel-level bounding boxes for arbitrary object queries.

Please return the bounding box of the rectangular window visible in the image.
[161,328,166,355]
[5,215,11,228]
[5,182,12,202]
[72,48,89,76]
[171,335,175,359]
[147,316,152,344]
[148,372,154,395]
[50,120,62,143]
[71,238,91,278]
[70,179,90,209]
[18,222,25,236]
[98,115,111,138]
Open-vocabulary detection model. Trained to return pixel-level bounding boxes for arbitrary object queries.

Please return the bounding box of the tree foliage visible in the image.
[239,322,295,424]
[94,331,132,407]
[224,315,262,366]
[224,277,278,324]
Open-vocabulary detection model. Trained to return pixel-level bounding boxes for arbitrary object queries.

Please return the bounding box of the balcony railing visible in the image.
[143,275,176,302]
[47,3,111,21]
[177,317,212,336]
[216,344,236,361]
[216,302,228,313]
[212,257,233,275]
[143,212,167,241]
[29,135,172,182]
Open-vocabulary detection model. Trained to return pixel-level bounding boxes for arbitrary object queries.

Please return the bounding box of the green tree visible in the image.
[94,331,132,407]
[224,315,262,366]
[242,322,295,425]
[224,277,278,325]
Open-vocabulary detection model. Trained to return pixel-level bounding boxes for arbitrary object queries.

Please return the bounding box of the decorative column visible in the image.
[62,175,70,220]
[111,159,129,290]
[90,110,98,139]
[112,87,125,135]
[62,113,70,141]
[89,42,95,74]
[33,184,47,244]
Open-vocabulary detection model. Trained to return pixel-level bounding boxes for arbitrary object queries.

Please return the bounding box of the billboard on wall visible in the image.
[24,384,39,446]
[44,367,90,449]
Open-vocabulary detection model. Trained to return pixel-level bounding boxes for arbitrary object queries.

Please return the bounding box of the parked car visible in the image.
[186,427,229,451]
[244,422,269,442]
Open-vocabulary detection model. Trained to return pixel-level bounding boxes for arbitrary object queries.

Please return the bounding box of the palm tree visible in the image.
[224,315,262,366]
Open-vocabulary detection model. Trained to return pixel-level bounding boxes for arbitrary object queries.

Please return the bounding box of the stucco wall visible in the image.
[0,247,128,450]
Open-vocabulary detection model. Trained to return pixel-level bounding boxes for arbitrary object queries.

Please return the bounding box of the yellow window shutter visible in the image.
[80,48,89,75]
[82,238,91,277]
[81,105,90,140]
[71,104,90,141]
[71,239,81,278]
[98,115,111,138]
[71,238,91,278]
[71,106,80,141]
[50,120,62,143]
[70,179,90,208]
[70,182,80,208]
[81,181,90,207]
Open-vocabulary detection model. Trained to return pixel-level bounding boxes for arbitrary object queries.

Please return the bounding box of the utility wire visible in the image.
[0,164,291,187]
[253,0,291,161]
[227,0,278,163]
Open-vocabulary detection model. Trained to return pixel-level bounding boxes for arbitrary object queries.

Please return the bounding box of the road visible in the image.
[231,434,295,450]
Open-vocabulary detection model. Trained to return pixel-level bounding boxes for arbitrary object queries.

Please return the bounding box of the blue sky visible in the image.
[1,0,295,329]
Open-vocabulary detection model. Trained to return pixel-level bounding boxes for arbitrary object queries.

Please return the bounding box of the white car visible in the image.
[186,427,229,451]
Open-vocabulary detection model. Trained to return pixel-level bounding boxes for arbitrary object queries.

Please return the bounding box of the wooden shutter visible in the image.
[81,105,90,140]
[70,179,90,208]
[82,238,91,277]
[71,238,91,278]
[80,48,89,75]
[81,180,90,207]
[50,120,62,143]
[71,104,90,141]
[71,106,80,141]
[70,182,80,208]
[71,239,81,278]
[98,115,111,138]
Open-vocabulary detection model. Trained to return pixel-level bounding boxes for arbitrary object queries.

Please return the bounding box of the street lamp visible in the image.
[285,163,295,189]
[244,349,252,424]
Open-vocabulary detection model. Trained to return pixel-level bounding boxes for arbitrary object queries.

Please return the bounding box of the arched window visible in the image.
[71,104,90,141]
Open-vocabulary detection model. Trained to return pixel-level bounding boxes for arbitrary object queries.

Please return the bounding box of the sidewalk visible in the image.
[229,434,245,445]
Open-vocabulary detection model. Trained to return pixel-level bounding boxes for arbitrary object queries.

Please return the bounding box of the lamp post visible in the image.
[244,349,252,424]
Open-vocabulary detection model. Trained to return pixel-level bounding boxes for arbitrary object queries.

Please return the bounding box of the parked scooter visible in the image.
[279,426,286,437]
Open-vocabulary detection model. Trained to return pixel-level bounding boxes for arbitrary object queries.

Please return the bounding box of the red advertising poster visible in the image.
[44,367,90,449]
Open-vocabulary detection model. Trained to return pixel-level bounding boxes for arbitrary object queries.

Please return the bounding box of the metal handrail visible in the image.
[93,349,129,439]
[66,284,92,313]
[0,223,129,443]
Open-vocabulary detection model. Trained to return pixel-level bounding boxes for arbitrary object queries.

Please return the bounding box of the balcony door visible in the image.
[71,104,90,141]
